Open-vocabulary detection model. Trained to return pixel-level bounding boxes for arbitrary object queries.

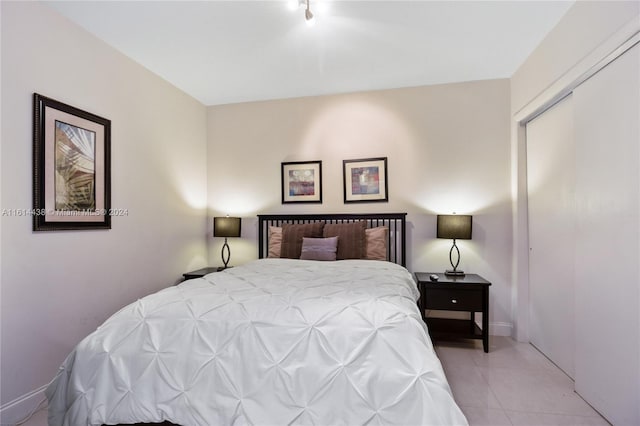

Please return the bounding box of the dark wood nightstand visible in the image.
[415,272,491,352]
[182,267,225,280]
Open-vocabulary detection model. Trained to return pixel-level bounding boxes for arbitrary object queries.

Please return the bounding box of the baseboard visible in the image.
[489,321,513,337]
[0,385,47,426]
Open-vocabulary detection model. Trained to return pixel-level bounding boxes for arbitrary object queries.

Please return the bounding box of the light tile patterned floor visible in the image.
[21,336,609,426]
[435,336,610,426]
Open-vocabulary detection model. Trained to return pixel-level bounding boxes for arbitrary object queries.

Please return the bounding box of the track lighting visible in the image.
[305,0,315,26]
[289,0,316,26]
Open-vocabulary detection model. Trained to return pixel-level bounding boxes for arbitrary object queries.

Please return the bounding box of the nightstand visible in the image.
[183,266,225,280]
[415,272,491,352]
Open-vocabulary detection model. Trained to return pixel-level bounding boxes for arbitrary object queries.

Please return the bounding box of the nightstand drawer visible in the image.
[424,288,482,311]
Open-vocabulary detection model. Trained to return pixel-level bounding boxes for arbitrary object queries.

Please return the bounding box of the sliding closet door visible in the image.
[526,95,575,379]
[573,44,639,426]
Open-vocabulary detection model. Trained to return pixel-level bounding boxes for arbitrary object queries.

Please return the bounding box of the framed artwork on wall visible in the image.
[343,157,388,203]
[33,93,111,231]
[281,160,322,204]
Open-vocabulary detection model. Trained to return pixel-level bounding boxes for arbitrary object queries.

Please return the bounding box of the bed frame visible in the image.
[257,213,407,267]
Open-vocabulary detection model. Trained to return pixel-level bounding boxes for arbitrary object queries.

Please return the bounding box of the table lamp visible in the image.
[214,216,241,269]
[437,214,472,276]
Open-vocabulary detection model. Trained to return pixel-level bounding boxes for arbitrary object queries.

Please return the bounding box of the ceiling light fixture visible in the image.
[289,0,316,26]
[305,0,315,26]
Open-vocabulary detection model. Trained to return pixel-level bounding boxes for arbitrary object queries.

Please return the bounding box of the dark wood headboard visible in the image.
[257,213,407,267]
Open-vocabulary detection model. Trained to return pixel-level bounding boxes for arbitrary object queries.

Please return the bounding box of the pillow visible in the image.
[267,226,282,258]
[323,221,366,260]
[300,237,339,261]
[365,226,389,261]
[280,222,325,259]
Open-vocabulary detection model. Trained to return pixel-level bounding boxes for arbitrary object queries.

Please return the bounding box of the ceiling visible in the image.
[46,1,574,106]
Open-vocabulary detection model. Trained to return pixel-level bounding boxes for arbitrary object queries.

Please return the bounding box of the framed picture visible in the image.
[343,157,388,203]
[281,160,322,204]
[33,93,111,231]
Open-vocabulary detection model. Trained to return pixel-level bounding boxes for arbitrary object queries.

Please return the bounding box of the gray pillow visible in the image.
[299,237,339,261]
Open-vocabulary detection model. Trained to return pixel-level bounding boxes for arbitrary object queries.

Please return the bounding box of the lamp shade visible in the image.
[437,215,472,240]
[214,217,241,238]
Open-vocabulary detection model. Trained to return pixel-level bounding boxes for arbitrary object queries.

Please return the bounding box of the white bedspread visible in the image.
[47,259,467,426]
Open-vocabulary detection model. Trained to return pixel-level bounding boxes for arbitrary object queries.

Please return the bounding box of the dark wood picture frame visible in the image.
[343,157,388,203]
[281,160,322,204]
[33,93,111,231]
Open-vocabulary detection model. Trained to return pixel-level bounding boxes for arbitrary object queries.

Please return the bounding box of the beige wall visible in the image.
[207,80,514,335]
[0,1,208,420]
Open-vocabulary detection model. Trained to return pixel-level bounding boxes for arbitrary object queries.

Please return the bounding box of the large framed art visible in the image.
[281,160,322,204]
[343,157,388,203]
[33,93,111,231]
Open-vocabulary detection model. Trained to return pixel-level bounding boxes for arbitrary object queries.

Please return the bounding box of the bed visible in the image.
[46,213,467,426]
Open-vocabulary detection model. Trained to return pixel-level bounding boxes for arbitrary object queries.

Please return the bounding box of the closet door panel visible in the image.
[526,95,575,379]
[573,44,639,426]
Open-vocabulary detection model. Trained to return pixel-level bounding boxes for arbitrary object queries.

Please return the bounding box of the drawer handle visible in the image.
[451,299,458,304]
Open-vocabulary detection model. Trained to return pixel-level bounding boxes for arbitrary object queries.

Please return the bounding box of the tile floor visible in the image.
[20,336,609,426]
[435,336,610,425]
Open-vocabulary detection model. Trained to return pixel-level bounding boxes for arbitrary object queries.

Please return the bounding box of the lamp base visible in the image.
[221,238,231,269]
[445,269,465,276]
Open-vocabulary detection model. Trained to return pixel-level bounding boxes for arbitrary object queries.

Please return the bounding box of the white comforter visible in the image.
[47,259,467,426]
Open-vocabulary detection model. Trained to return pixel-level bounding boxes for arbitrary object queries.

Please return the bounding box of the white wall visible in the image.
[511,1,640,115]
[207,80,514,336]
[0,2,208,422]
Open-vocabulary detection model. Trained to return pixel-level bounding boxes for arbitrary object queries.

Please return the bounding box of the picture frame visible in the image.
[343,157,388,203]
[281,160,322,204]
[33,93,111,231]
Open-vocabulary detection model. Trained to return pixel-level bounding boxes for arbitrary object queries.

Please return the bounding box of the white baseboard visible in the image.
[0,385,47,426]
[489,321,513,337]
